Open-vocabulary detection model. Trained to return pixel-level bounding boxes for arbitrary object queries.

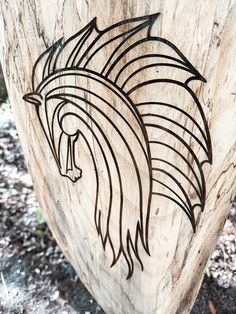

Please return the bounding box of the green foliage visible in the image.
[0,85,7,103]
[0,98,10,110]
[35,207,45,225]
[34,229,46,238]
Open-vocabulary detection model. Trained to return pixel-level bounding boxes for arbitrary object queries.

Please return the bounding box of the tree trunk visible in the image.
[0,1,236,313]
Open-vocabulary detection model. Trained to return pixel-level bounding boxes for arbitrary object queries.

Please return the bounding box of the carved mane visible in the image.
[23,13,212,279]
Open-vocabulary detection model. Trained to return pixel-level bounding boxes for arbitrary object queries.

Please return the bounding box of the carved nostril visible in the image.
[23,92,43,106]
[59,168,82,183]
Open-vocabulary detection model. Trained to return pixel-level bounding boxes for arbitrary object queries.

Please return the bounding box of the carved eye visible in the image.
[58,112,81,136]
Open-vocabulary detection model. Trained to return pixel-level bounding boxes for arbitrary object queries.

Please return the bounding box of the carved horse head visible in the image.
[23,13,211,278]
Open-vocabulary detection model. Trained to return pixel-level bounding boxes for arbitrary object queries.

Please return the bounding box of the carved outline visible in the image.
[23,13,212,279]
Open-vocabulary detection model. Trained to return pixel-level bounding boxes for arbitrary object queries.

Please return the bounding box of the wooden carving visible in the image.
[1,1,236,313]
[23,14,212,279]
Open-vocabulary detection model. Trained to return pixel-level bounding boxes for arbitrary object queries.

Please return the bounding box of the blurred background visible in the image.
[0,63,235,314]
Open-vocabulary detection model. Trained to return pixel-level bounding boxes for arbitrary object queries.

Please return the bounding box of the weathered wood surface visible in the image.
[0,1,236,313]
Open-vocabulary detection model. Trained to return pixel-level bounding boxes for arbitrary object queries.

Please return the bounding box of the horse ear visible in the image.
[23,92,42,106]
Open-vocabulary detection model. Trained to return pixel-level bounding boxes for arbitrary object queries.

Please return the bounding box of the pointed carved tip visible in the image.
[23,92,42,106]
[147,12,161,37]
[149,12,161,21]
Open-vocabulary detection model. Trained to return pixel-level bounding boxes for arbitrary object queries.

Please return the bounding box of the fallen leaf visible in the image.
[208,299,217,314]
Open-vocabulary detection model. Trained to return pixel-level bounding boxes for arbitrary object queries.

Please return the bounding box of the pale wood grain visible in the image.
[0,1,236,313]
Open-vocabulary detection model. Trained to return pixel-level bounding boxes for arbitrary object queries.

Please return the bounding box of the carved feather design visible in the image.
[23,13,212,279]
